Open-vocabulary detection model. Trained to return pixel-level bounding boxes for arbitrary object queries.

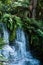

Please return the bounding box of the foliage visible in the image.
[36,0,43,19]
[2,13,23,41]
[0,0,12,5]
[2,14,13,31]
[22,17,43,59]
[14,16,22,28]
[0,0,43,60]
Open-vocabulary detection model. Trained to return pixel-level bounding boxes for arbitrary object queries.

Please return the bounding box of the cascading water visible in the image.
[0,24,40,65]
[1,24,15,60]
[3,24,9,44]
[15,28,26,58]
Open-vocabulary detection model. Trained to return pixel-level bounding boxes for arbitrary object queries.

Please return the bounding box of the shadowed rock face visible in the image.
[0,23,3,38]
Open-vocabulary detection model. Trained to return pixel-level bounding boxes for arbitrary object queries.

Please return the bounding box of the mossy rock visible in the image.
[0,62,3,65]
[0,55,6,61]
[0,54,8,62]
[9,25,17,42]
[9,30,16,42]
[0,38,5,49]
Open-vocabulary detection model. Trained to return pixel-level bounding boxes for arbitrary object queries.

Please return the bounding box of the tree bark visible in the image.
[32,0,37,18]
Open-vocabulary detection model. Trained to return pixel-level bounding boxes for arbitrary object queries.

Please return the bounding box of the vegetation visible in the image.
[0,0,43,62]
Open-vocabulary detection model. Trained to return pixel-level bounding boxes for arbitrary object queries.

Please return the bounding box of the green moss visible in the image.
[0,55,8,65]
[9,25,17,42]
[0,62,3,65]
[0,55,6,61]
[0,38,5,49]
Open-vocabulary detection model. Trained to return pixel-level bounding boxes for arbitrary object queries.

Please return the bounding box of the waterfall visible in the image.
[1,24,15,59]
[2,24,9,44]
[0,24,40,65]
[15,28,26,58]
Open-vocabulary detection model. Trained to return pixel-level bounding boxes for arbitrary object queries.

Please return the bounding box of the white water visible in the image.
[15,28,26,58]
[3,25,9,44]
[0,24,40,65]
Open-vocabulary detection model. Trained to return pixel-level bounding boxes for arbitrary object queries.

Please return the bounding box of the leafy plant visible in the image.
[2,14,13,31]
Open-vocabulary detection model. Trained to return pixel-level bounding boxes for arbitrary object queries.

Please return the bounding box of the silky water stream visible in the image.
[0,24,40,65]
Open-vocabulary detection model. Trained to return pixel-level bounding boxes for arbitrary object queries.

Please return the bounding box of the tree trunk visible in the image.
[32,0,37,18]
